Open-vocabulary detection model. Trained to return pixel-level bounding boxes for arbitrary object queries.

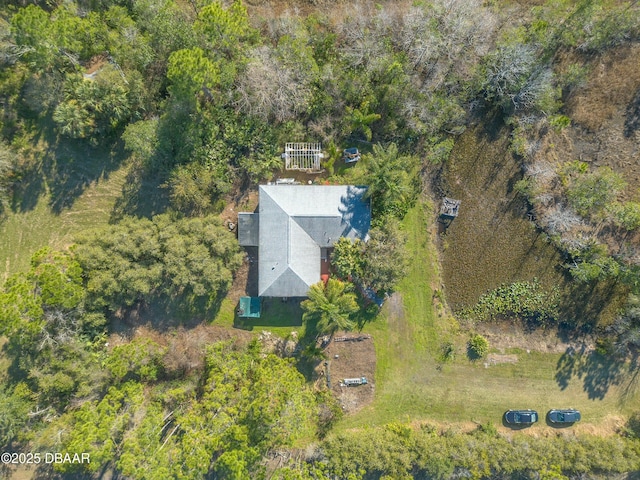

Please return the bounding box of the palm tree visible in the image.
[346,101,381,141]
[52,100,95,139]
[301,279,359,340]
[360,143,419,220]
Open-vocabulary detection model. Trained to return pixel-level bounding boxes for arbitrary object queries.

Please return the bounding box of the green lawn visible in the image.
[337,200,640,431]
[215,297,305,339]
[0,150,131,391]
[0,159,130,281]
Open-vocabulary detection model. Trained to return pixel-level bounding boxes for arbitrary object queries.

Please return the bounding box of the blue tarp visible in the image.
[361,285,385,307]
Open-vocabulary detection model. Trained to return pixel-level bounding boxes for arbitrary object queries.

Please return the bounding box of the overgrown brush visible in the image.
[459,279,559,326]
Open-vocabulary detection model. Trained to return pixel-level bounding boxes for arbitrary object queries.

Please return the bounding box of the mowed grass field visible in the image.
[337,201,640,433]
[0,144,131,282]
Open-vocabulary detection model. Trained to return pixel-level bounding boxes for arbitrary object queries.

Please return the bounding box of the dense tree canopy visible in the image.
[0,248,107,414]
[35,341,321,479]
[330,221,408,296]
[73,214,243,311]
[360,220,408,296]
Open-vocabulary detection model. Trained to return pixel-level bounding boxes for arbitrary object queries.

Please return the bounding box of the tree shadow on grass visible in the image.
[353,299,381,332]
[111,293,226,336]
[110,165,171,221]
[555,346,627,400]
[557,278,626,335]
[624,87,640,138]
[555,345,582,390]
[618,355,640,406]
[466,347,484,361]
[44,138,126,214]
[11,131,128,215]
[582,351,627,400]
[11,162,44,212]
[477,106,505,143]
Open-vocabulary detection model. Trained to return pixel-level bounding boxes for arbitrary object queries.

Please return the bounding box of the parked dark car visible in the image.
[548,409,581,424]
[504,409,538,425]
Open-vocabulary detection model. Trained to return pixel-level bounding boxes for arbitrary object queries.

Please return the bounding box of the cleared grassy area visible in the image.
[0,155,130,281]
[339,200,445,428]
[336,200,639,432]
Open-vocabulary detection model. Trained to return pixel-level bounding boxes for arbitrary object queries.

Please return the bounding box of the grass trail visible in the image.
[339,200,446,427]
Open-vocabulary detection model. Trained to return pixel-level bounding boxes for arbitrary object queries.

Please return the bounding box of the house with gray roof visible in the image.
[238,185,371,297]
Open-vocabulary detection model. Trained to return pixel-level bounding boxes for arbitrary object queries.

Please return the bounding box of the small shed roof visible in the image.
[238,297,261,318]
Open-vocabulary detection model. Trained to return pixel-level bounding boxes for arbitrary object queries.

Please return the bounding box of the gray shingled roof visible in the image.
[238,213,259,246]
[257,185,370,297]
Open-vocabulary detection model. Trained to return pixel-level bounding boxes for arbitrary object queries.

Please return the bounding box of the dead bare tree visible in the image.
[235,45,315,122]
[337,2,389,71]
[542,203,583,234]
[485,43,538,106]
[397,0,497,85]
[525,160,555,180]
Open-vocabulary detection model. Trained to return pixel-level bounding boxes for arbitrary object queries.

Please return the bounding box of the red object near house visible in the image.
[321,259,330,283]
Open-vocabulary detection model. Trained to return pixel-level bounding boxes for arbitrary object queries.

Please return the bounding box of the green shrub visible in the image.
[427,137,455,165]
[594,337,614,356]
[514,178,535,197]
[566,241,621,283]
[612,202,640,231]
[440,341,455,362]
[559,64,588,91]
[565,166,625,218]
[331,237,364,281]
[317,423,640,478]
[626,411,640,439]
[476,421,498,437]
[510,126,529,156]
[549,114,571,131]
[468,334,489,359]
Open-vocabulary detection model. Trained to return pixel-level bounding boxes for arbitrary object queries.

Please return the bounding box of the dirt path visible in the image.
[475,322,595,355]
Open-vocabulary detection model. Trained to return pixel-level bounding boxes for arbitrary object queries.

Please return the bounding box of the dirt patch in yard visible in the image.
[315,334,376,414]
[226,246,258,302]
[386,293,405,321]
[220,187,260,300]
[485,353,518,365]
[220,187,259,227]
[475,321,594,354]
